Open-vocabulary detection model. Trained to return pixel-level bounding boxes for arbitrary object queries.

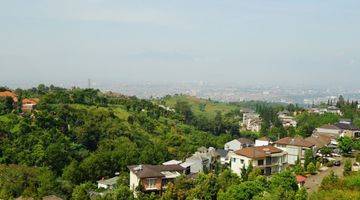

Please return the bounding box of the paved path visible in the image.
[304,157,355,193]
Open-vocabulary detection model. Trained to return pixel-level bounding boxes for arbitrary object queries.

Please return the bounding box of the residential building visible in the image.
[230,145,287,176]
[21,98,39,112]
[241,112,262,132]
[278,111,297,127]
[216,149,229,165]
[97,176,119,190]
[128,164,184,195]
[314,120,360,138]
[224,138,254,151]
[0,91,18,103]
[305,135,332,152]
[327,106,342,115]
[180,147,219,174]
[274,137,315,165]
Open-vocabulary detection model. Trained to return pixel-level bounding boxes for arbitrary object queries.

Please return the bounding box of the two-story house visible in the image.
[274,137,315,165]
[230,145,287,176]
[128,164,184,195]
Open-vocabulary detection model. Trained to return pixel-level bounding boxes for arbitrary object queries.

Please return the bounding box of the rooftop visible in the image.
[234,145,283,159]
[97,176,119,186]
[275,136,314,148]
[128,164,184,178]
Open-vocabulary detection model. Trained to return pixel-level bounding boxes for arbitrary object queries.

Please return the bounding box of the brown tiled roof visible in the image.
[275,137,314,148]
[22,98,39,105]
[0,91,18,102]
[128,164,184,178]
[305,135,331,149]
[234,145,283,159]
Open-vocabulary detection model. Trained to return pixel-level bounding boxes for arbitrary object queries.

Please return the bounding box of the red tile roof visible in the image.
[22,98,39,105]
[296,175,307,183]
[0,91,18,102]
[234,145,283,159]
[275,137,314,148]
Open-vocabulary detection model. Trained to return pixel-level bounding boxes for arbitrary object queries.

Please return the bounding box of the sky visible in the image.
[0,0,359,88]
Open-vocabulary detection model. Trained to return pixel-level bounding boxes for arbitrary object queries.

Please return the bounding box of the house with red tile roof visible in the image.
[230,145,287,176]
[0,91,18,103]
[21,98,40,112]
[274,136,315,165]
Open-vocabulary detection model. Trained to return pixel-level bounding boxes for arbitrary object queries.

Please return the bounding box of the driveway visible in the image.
[304,157,352,193]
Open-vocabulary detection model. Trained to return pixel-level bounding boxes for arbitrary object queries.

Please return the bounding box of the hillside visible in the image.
[159,94,240,117]
[0,86,232,199]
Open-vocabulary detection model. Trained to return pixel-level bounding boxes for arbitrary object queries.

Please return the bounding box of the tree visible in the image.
[343,159,352,176]
[71,183,91,200]
[217,180,265,200]
[295,187,308,200]
[304,149,314,170]
[319,146,332,156]
[174,101,193,124]
[320,170,339,190]
[338,136,353,154]
[307,162,316,175]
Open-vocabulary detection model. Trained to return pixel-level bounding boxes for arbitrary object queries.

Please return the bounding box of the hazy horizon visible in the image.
[1,1,360,88]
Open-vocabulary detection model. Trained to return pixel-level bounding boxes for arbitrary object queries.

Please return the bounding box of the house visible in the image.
[97,176,119,190]
[274,136,315,165]
[181,147,219,174]
[162,160,182,165]
[255,137,271,147]
[327,106,342,115]
[241,112,262,132]
[230,145,287,176]
[128,164,184,195]
[21,98,39,112]
[305,135,332,152]
[314,124,342,138]
[0,91,18,103]
[216,149,229,165]
[224,138,254,151]
[278,112,297,127]
[296,175,307,188]
[314,120,360,138]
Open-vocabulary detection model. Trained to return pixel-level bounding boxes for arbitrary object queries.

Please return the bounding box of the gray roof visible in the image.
[216,149,228,158]
[97,176,119,186]
[128,164,184,178]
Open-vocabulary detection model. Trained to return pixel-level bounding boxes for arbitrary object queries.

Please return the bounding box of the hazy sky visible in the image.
[0,0,359,87]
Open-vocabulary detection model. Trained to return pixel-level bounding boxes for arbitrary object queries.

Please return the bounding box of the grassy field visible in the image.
[160,95,239,118]
[70,104,130,120]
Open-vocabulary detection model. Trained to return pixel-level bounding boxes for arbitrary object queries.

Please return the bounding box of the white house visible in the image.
[224,138,254,151]
[255,137,271,147]
[230,145,287,176]
[274,137,315,165]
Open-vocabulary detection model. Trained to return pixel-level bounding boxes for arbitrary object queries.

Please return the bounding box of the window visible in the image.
[258,159,264,166]
[232,158,236,163]
[240,159,244,164]
[147,178,157,189]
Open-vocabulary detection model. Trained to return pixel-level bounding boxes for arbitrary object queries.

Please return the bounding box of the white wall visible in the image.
[230,154,252,176]
[255,140,269,147]
[224,139,241,151]
[129,171,140,191]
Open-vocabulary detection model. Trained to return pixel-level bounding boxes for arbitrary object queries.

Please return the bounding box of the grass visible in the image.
[160,94,238,118]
